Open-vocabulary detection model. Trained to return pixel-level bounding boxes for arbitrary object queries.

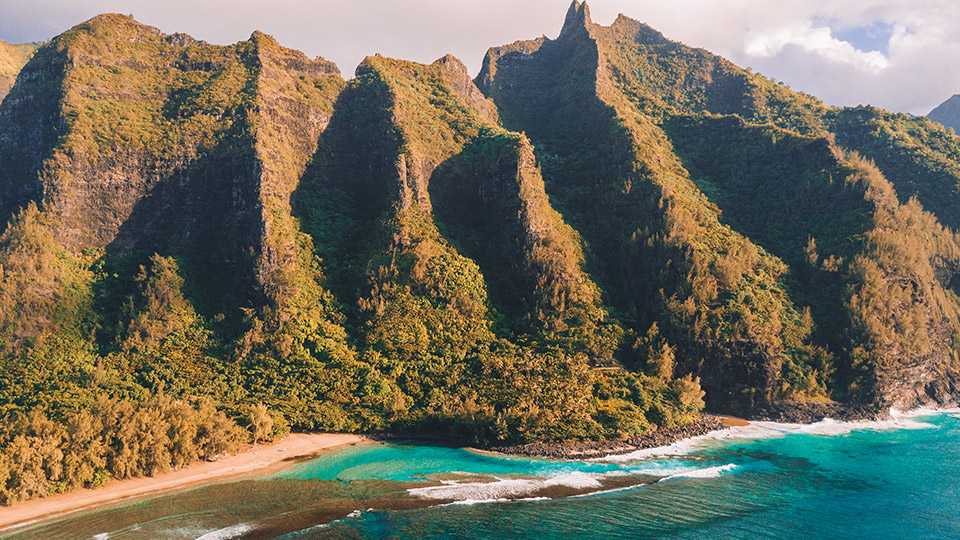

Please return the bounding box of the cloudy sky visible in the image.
[2,0,958,114]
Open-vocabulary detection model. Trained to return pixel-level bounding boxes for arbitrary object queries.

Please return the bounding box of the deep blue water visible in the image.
[7,411,960,539]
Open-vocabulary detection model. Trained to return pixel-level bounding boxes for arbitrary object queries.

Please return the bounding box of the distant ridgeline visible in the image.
[1,1,960,504]
[0,40,42,102]
[929,94,960,134]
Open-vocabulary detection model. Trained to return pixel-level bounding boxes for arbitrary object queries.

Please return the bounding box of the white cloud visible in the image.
[587,0,960,114]
[744,22,889,73]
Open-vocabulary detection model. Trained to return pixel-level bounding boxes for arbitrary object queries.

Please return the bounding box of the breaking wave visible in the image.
[407,462,743,503]
[408,471,601,501]
[600,408,941,462]
[194,523,255,540]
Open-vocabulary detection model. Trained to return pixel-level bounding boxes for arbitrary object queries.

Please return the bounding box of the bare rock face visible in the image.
[0,41,63,220]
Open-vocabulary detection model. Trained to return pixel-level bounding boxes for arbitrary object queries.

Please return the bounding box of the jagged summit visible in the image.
[562,0,592,33]
[608,13,670,44]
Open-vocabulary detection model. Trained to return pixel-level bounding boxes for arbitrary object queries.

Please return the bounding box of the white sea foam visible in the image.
[406,463,737,503]
[194,523,255,540]
[444,496,551,506]
[659,463,738,481]
[288,509,372,536]
[570,484,645,498]
[598,408,943,462]
[892,406,960,417]
[408,407,952,505]
[543,471,603,489]
[408,470,607,501]
[600,439,702,461]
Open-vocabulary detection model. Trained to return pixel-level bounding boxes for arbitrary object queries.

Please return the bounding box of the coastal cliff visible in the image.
[0,1,960,505]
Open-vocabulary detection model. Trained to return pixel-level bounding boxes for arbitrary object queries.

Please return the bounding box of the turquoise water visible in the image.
[7,411,960,539]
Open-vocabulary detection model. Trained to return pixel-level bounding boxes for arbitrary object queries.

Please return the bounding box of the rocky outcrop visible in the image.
[245,30,344,307]
[0,41,63,221]
[488,414,727,459]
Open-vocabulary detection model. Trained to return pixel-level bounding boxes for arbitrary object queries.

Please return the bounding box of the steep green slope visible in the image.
[0,15,352,387]
[296,53,694,441]
[477,1,960,412]
[0,13,705,504]
[0,40,41,102]
[0,15,359,501]
[828,106,960,230]
[478,2,824,410]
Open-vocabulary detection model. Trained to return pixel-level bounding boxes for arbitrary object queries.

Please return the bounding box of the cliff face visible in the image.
[291,53,632,436]
[0,15,357,429]
[0,3,959,444]
[0,15,346,314]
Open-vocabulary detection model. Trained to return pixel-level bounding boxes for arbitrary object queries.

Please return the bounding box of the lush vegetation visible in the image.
[829,106,960,230]
[0,13,704,507]
[293,53,696,444]
[477,0,960,411]
[1,3,960,508]
[0,394,247,505]
[0,40,41,102]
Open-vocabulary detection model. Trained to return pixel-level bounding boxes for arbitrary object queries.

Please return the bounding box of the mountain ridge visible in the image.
[475,0,960,412]
[0,2,958,505]
[929,94,960,133]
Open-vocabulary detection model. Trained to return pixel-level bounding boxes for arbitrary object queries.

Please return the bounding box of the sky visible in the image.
[1,0,958,115]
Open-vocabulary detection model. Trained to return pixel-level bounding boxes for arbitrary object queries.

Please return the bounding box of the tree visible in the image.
[248,404,274,444]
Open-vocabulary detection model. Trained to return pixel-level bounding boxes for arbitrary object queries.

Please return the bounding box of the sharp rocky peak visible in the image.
[562,0,593,34]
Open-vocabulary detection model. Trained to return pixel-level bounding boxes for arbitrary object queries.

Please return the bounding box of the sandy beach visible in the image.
[719,415,751,427]
[0,432,366,534]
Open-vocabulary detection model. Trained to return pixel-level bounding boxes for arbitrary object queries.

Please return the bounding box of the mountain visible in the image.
[0,40,41,102]
[1,2,960,504]
[477,1,960,414]
[929,94,960,133]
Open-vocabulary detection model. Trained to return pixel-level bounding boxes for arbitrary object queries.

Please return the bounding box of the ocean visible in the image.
[6,410,959,539]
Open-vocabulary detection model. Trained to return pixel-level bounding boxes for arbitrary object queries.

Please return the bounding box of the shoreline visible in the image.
[483,414,731,460]
[480,400,949,460]
[0,432,366,534]
[0,402,926,532]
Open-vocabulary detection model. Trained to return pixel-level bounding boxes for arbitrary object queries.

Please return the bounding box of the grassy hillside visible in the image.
[0,40,41,102]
